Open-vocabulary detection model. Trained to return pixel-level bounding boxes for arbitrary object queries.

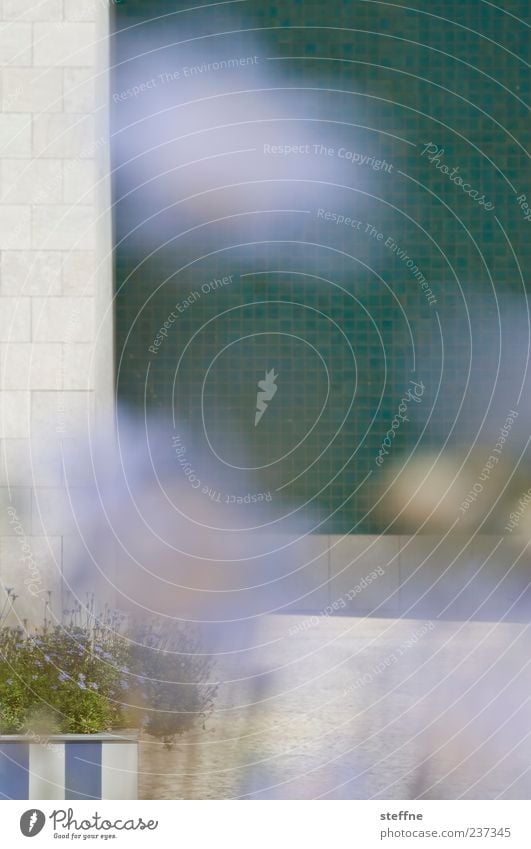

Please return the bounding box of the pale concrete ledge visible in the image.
[282,534,531,621]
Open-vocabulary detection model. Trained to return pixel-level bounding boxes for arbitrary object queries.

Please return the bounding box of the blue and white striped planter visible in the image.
[0,734,138,800]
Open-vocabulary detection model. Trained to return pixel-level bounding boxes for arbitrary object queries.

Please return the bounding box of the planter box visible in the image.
[0,734,137,800]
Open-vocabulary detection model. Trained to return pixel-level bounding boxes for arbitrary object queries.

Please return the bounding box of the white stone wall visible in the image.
[0,0,113,622]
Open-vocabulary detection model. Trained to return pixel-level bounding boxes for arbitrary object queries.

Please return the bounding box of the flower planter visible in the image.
[0,734,138,800]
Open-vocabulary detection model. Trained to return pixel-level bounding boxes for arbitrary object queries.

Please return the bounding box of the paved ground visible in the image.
[138,615,531,799]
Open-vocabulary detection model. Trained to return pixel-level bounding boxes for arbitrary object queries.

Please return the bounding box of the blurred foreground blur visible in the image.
[2,407,527,799]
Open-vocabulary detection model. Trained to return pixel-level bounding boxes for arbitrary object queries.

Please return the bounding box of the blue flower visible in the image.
[58,671,70,682]
[89,682,99,691]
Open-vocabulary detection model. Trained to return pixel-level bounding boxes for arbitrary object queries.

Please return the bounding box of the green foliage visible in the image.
[0,591,217,741]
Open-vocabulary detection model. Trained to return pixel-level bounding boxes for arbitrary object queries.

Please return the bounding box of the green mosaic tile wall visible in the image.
[111,0,530,533]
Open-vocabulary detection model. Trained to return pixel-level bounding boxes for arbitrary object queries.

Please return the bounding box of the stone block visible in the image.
[33,23,96,67]
[32,297,94,342]
[2,68,62,113]
[32,205,95,251]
